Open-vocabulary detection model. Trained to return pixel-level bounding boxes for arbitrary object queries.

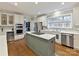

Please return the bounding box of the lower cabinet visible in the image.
[15,34,24,40]
[74,34,79,49]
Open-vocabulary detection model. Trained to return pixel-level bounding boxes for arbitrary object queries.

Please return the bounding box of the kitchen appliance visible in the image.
[16,24,23,34]
[34,22,43,32]
[16,24,23,28]
[26,22,30,31]
[61,33,74,48]
[7,31,14,41]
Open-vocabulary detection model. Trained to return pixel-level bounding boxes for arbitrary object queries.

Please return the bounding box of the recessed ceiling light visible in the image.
[14,2,18,6]
[54,9,58,11]
[35,2,38,5]
[61,2,64,5]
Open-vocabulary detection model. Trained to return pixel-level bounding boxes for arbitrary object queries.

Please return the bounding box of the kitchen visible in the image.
[0,2,79,56]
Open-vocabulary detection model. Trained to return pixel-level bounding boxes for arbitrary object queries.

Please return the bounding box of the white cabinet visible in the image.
[73,7,79,25]
[1,14,7,25]
[74,34,79,49]
[0,13,14,26]
[15,34,24,40]
[0,13,24,26]
[14,15,24,24]
[8,15,14,25]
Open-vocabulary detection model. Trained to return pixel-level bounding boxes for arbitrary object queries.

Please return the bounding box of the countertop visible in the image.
[26,32,56,40]
[41,29,79,34]
[0,34,8,56]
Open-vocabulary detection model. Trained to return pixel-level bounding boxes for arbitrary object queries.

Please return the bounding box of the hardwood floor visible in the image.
[8,39,79,56]
[8,39,36,56]
[55,43,79,56]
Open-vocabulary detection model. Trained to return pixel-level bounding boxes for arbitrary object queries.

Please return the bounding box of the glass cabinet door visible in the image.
[8,15,14,25]
[1,14,7,25]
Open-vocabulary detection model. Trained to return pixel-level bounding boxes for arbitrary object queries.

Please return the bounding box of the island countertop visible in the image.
[26,32,56,40]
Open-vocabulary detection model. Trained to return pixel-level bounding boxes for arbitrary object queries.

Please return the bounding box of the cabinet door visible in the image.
[73,7,79,25]
[8,15,14,25]
[1,14,7,25]
[15,15,24,24]
[74,34,79,49]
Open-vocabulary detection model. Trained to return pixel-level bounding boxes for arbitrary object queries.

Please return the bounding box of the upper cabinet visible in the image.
[1,14,7,25]
[0,13,14,26]
[8,15,14,25]
[0,13,24,26]
[73,7,79,25]
[14,14,24,24]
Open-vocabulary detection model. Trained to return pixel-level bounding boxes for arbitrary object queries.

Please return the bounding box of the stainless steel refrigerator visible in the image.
[34,22,43,32]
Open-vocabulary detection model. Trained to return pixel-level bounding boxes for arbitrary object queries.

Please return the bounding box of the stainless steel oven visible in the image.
[16,24,23,34]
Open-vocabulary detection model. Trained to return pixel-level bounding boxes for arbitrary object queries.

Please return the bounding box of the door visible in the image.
[8,15,14,25]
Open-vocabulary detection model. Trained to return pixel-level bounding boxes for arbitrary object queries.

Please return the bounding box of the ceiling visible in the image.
[0,2,78,16]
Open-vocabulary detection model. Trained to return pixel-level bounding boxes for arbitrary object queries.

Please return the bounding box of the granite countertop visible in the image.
[26,32,56,40]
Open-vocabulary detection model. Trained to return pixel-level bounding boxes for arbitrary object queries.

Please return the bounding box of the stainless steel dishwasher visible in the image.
[61,33,74,48]
[7,31,14,41]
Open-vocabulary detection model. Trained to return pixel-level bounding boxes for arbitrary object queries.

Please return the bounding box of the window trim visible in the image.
[47,13,72,29]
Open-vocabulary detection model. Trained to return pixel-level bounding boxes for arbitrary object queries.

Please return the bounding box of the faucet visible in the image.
[1,28,3,32]
[38,30,40,33]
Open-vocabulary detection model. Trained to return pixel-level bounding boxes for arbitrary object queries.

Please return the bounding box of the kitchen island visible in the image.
[25,32,56,56]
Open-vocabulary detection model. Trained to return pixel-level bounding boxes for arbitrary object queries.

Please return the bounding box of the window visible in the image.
[47,14,72,28]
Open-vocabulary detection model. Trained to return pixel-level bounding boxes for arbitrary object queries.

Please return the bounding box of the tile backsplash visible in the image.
[0,26,14,33]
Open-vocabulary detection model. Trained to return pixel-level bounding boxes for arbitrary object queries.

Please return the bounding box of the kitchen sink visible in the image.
[32,32,44,35]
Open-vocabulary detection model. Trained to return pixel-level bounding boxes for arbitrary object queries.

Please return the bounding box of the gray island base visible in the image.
[25,32,56,56]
